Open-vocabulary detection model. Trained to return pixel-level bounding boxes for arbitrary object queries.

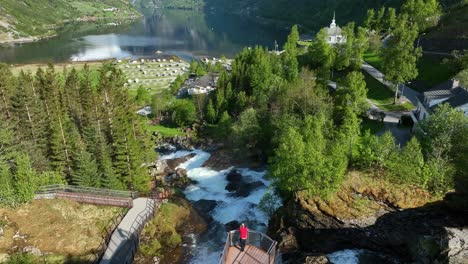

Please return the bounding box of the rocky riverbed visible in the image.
[268,172,468,263]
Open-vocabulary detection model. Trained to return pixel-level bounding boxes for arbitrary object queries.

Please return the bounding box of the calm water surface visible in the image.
[0,9,289,63]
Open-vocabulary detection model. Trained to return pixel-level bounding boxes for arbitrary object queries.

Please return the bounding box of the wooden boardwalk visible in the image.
[225,245,275,264]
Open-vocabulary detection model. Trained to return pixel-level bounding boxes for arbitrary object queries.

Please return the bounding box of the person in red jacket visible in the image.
[239,223,248,251]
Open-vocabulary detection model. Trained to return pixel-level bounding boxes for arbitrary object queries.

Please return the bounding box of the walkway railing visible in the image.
[220,230,278,264]
[35,185,138,208]
[93,209,127,264]
[107,198,159,264]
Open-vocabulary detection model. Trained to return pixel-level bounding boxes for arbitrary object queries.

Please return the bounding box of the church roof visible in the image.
[327,26,342,36]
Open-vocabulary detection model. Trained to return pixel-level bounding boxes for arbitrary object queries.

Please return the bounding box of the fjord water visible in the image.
[0,9,289,64]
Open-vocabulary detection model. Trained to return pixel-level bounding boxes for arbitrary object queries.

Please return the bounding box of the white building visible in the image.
[325,12,346,45]
[410,79,468,128]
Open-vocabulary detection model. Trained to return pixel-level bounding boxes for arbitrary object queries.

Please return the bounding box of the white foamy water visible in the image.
[328,249,363,264]
[159,150,373,264]
[158,149,281,264]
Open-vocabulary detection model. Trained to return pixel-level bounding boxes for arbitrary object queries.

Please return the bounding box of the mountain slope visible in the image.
[0,0,140,44]
[154,0,403,30]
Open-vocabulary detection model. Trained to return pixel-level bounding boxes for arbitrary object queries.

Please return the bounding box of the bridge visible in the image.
[35,184,164,264]
[35,184,137,208]
[220,230,278,264]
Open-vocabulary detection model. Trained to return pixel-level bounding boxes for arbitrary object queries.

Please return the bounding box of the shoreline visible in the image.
[0,15,142,46]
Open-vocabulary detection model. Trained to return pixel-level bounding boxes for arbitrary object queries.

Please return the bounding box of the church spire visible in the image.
[331,11,336,28]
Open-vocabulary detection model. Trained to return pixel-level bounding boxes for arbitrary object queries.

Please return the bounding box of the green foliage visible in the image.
[205,99,217,124]
[170,74,188,94]
[217,111,232,138]
[336,71,369,116]
[282,25,300,81]
[382,14,421,89]
[170,99,197,127]
[72,151,101,187]
[0,63,153,199]
[269,115,347,198]
[11,153,38,203]
[152,90,173,119]
[308,28,335,70]
[386,137,426,185]
[401,0,441,31]
[258,189,281,217]
[335,23,355,70]
[232,108,261,151]
[455,69,468,87]
[135,86,151,106]
[189,60,206,77]
[443,49,468,73]
[0,0,140,40]
[6,253,36,264]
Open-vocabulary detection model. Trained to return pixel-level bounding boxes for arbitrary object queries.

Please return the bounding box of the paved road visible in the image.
[100,197,156,264]
[362,61,417,145]
[361,62,421,106]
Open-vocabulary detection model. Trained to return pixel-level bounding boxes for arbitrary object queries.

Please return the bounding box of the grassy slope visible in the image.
[0,199,125,262]
[159,0,403,30]
[0,0,139,40]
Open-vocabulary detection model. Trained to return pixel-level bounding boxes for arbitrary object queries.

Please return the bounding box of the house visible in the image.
[103,7,118,12]
[179,74,218,96]
[324,12,346,45]
[410,79,468,126]
[136,106,152,116]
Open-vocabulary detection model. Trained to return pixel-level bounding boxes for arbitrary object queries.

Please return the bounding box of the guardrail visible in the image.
[220,230,278,264]
[36,184,138,198]
[35,185,138,208]
[93,209,128,264]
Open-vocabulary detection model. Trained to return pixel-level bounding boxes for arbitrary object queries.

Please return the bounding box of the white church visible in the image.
[325,12,346,45]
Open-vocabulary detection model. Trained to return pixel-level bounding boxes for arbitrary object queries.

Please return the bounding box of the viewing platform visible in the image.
[220,230,278,264]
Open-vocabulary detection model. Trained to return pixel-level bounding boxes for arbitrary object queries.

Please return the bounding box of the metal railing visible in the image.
[35,185,138,208]
[36,184,138,198]
[93,209,128,264]
[220,230,278,264]
[107,198,160,264]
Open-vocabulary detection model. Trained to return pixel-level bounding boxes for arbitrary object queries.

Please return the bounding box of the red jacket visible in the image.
[239,226,248,239]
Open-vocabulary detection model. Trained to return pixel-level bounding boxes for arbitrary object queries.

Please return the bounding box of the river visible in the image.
[0,9,289,64]
[158,149,380,264]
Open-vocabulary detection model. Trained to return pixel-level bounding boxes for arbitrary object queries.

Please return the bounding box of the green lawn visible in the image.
[143,123,184,137]
[363,52,455,92]
[363,52,383,70]
[410,56,454,91]
[363,71,414,112]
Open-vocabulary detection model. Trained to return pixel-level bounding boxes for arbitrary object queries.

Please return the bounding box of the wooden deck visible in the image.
[225,245,274,264]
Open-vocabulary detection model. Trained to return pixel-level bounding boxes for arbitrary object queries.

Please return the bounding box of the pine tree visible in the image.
[12,153,37,203]
[363,9,375,29]
[335,22,355,70]
[206,98,217,124]
[71,150,100,187]
[0,64,15,121]
[11,72,49,172]
[283,25,300,81]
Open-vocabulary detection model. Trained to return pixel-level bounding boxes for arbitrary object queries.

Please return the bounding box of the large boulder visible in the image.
[441,227,468,264]
[192,200,218,223]
[225,220,241,232]
[225,169,265,197]
[165,153,196,171]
